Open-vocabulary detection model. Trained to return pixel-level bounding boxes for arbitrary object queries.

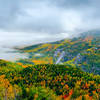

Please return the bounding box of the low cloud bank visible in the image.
[0,0,100,47]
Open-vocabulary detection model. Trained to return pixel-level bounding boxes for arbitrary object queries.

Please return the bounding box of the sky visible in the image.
[0,0,100,47]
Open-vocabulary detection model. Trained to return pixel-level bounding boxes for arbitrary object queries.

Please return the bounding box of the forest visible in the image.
[0,32,100,100]
[0,59,100,100]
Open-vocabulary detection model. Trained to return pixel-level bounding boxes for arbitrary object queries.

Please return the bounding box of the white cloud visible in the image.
[0,30,71,47]
[0,0,100,47]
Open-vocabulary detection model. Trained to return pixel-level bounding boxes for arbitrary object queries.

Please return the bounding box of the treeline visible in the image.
[0,59,100,100]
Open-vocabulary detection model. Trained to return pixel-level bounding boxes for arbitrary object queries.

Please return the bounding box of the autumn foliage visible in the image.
[0,59,100,100]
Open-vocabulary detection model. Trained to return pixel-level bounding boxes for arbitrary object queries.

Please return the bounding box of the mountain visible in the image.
[0,30,100,100]
[18,30,100,74]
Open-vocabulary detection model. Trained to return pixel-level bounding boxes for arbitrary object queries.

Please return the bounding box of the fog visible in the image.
[0,47,28,61]
[0,0,100,61]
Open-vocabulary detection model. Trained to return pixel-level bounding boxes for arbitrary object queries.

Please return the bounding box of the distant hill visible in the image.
[80,29,100,38]
[18,30,100,74]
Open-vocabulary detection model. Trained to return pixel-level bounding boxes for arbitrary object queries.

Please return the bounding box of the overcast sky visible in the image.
[0,0,100,47]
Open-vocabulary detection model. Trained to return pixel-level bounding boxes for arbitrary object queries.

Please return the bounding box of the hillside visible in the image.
[18,30,100,75]
[0,59,100,100]
[0,30,100,100]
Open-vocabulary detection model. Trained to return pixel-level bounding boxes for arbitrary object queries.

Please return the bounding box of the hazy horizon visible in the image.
[0,0,100,61]
[0,0,100,47]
